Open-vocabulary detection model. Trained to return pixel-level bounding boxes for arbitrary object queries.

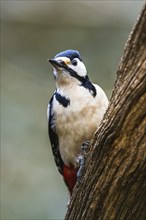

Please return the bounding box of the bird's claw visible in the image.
[81,141,90,156]
[77,141,90,180]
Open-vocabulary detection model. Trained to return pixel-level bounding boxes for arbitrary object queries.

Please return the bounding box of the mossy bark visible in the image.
[65,3,146,220]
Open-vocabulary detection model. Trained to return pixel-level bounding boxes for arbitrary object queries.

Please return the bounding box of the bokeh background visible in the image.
[1,1,144,219]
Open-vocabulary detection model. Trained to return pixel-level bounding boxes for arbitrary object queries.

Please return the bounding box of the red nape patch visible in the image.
[63,165,78,195]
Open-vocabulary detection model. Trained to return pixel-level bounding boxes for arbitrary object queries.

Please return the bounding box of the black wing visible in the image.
[48,94,64,175]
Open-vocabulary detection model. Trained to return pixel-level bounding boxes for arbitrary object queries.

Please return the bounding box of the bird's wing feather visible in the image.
[48,94,64,175]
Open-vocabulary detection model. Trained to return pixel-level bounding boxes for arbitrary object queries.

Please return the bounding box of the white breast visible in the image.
[54,83,108,167]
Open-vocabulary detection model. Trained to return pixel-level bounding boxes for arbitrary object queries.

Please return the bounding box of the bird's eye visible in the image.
[60,61,65,66]
[72,59,77,66]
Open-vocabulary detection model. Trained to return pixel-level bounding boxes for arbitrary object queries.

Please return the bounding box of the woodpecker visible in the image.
[47,49,108,195]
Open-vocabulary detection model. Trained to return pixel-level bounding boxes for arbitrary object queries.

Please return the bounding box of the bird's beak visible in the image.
[49,59,59,67]
[49,59,65,69]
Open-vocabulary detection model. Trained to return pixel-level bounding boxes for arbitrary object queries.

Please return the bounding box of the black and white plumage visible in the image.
[47,49,108,194]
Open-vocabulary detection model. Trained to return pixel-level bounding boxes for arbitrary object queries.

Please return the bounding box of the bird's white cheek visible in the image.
[70,62,87,77]
[78,65,87,77]
[53,68,63,78]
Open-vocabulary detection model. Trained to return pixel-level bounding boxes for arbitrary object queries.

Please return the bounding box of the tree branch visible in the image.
[65,3,146,220]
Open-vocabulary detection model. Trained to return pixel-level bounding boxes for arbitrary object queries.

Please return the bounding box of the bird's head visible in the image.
[48,50,88,86]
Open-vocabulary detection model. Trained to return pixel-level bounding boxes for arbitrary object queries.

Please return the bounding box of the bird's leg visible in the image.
[77,141,90,180]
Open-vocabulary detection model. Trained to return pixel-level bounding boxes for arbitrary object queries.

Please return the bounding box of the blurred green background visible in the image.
[1,1,144,219]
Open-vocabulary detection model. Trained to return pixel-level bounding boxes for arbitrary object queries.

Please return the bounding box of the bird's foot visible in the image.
[77,141,90,180]
[81,141,90,156]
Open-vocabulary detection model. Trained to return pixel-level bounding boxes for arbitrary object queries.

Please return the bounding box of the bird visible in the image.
[47,49,108,195]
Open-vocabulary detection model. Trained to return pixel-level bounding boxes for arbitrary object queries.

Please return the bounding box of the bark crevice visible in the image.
[65,3,146,220]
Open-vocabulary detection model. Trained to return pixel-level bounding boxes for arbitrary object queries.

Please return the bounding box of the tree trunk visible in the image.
[65,3,146,220]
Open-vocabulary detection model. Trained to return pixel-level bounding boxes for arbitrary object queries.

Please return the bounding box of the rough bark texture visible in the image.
[65,3,146,220]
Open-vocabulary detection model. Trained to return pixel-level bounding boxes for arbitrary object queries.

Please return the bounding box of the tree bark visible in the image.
[65,3,146,220]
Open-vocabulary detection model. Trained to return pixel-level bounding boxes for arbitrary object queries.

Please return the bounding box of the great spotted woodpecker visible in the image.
[47,49,108,195]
